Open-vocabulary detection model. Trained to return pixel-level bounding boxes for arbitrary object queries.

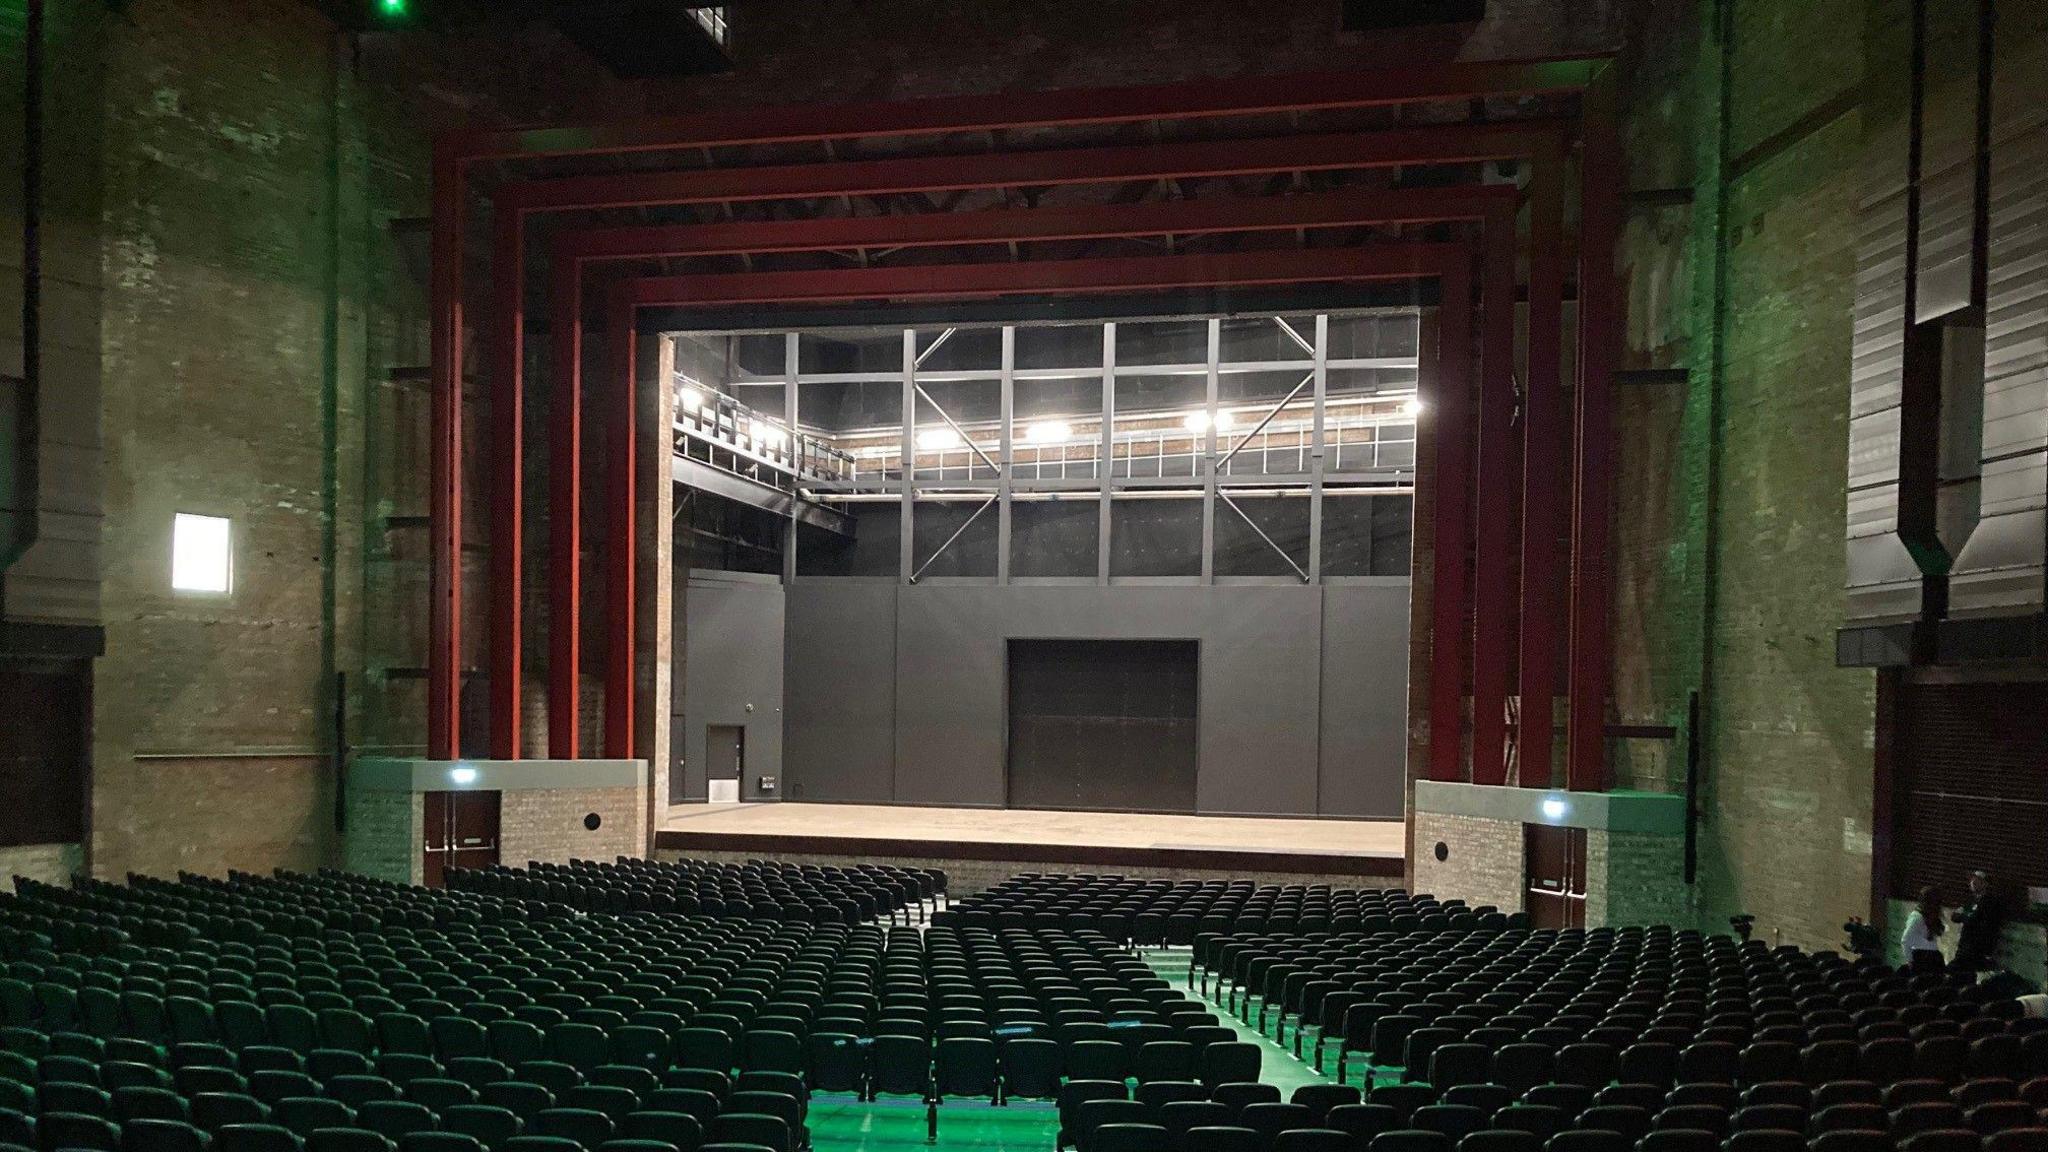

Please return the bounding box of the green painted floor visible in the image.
[811,1093,1062,1152]
[806,947,1360,1152]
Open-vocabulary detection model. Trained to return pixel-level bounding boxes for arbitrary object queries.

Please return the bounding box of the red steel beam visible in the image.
[549,257,583,759]
[618,244,1466,307]
[1517,147,1567,787]
[555,182,1523,261]
[488,213,524,760]
[1470,135,1568,787]
[502,122,1562,213]
[1427,253,1477,784]
[604,291,637,760]
[513,124,1566,768]
[428,147,464,761]
[451,59,1607,160]
[1469,185,1525,788]
[1568,71,1621,792]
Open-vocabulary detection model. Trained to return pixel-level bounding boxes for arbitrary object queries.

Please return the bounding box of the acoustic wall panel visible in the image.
[1948,113,2048,616]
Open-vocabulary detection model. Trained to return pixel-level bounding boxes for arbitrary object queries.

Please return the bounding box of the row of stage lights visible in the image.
[912,395,1424,452]
[681,383,1423,455]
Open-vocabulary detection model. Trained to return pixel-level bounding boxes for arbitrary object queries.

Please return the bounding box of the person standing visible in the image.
[1902,886,1946,963]
[1955,869,2005,973]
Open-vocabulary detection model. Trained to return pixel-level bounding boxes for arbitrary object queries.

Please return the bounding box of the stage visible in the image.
[655,803,1406,895]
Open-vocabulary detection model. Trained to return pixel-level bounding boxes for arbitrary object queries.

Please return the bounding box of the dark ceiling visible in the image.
[302,0,733,78]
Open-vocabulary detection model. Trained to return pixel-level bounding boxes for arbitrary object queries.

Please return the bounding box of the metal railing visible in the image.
[674,386,854,485]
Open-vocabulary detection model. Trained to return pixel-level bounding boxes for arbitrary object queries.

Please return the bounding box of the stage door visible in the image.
[1006,639,1198,812]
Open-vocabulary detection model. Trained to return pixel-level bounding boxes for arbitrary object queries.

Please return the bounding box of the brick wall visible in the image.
[499,785,645,868]
[0,844,84,887]
[1585,829,1691,928]
[1410,812,1523,914]
[342,788,421,886]
[70,0,619,880]
[89,0,353,879]
[1604,0,1883,950]
[1691,1,1875,950]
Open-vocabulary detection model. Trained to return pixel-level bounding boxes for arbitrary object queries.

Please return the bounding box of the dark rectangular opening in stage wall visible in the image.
[1006,639,1199,813]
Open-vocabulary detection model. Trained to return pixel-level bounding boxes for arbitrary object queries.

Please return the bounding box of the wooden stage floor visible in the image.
[655,803,1405,881]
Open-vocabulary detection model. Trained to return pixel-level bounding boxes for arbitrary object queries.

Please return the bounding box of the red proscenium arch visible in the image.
[490,116,1574,755]
[430,61,1619,814]
[505,124,1565,769]
[544,184,1523,780]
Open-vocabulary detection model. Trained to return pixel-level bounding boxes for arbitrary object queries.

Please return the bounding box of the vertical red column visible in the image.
[1568,71,1621,793]
[1426,254,1475,782]
[1470,200,1523,786]
[549,255,583,759]
[603,288,637,760]
[1517,155,1566,788]
[428,149,465,761]
[488,209,524,760]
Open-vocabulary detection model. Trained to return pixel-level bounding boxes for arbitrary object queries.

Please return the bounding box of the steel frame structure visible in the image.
[685,310,1421,583]
[428,58,1620,801]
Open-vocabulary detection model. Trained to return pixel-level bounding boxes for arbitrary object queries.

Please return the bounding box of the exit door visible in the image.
[423,790,500,887]
[1525,823,1587,929]
[706,725,743,803]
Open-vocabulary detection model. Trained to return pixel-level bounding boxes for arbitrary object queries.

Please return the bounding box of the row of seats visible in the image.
[445,861,940,925]
[0,868,1266,1152]
[1196,926,2043,1086]
[939,879,1469,945]
[1062,1067,2048,1145]
[792,923,1265,1138]
[1185,922,2047,1151]
[0,870,931,1152]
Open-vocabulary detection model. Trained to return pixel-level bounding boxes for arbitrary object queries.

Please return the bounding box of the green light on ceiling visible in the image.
[378,0,407,18]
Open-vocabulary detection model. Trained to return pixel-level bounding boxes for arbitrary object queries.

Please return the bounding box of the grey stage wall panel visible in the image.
[1318,581,1413,818]
[887,584,1329,815]
[679,574,785,802]
[1193,585,1325,814]
[892,587,1011,806]
[783,583,898,803]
